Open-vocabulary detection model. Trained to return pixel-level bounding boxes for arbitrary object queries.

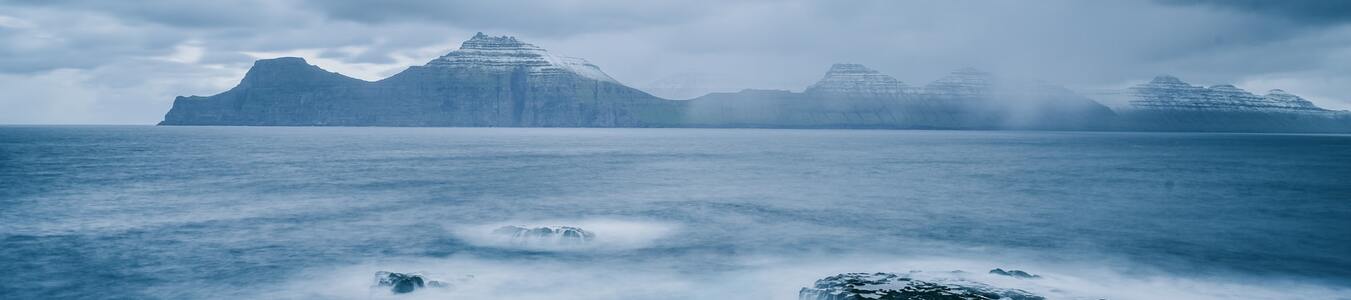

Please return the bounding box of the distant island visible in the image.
[161,33,1351,133]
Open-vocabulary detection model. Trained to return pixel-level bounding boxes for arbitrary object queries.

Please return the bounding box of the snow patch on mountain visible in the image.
[425,32,617,83]
[1128,75,1329,113]
[805,63,911,98]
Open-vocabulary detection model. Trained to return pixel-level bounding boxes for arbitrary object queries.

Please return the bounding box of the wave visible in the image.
[448,218,680,252]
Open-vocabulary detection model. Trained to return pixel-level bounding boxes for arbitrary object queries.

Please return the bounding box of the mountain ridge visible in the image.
[160,33,1350,132]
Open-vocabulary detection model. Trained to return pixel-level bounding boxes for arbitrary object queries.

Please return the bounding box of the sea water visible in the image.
[2,126,1349,299]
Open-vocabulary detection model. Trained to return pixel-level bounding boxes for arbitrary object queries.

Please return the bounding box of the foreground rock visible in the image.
[374,271,448,294]
[989,268,1041,279]
[800,272,1044,300]
[493,225,596,244]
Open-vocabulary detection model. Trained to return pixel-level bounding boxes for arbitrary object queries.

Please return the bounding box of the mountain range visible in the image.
[161,33,1351,132]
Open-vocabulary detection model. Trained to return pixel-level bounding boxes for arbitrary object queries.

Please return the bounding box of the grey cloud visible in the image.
[0,0,1349,123]
[0,10,187,73]
[1159,0,1351,25]
[299,0,724,36]
[3,0,309,28]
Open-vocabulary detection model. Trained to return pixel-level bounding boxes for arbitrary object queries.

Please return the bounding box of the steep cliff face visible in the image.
[1118,75,1348,132]
[161,33,680,127]
[372,33,680,127]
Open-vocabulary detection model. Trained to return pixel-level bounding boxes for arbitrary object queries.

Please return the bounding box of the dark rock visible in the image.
[989,268,1041,279]
[799,272,1044,300]
[494,225,595,244]
[374,271,447,294]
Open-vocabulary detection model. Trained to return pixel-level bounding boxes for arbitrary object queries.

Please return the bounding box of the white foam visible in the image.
[450,218,680,252]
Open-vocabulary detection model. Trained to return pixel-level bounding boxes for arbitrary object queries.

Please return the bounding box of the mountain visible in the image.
[684,64,1113,129]
[683,63,914,128]
[159,33,1347,132]
[922,67,992,100]
[160,57,370,126]
[1117,75,1349,132]
[804,63,911,99]
[161,33,681,127]
[1128,75,1329,113]
[639,73,745,100]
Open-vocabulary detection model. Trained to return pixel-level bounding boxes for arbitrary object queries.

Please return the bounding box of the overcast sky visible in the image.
[1,0,1349,124]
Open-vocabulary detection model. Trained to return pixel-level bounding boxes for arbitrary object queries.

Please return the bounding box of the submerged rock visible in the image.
[493,225,595,244]
[989,268,1041,279]
[799,272,1044,300]
[374,271,448,294]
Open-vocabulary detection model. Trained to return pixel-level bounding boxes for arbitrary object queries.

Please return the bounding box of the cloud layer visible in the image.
[2,0,1349,124]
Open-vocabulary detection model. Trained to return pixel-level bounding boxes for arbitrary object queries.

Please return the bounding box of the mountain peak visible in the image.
[825,63,882,75]
[1129,75,1329,113]
[922,67,995,99]
[1263,89,1325,111]
[937,67,994,82]
[1266,89,1292,95]
[459,32,535,51]
[424,33,616,82]
[1150,75,1185,85]
[256,56,307,64]
[241,57,360,88]
[804,63,908,98]
[952,67,988,76]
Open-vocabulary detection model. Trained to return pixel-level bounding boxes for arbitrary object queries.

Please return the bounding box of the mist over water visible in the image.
[2,126,1350,299]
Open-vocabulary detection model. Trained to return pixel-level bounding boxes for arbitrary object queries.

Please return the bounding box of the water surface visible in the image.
[2,126,1349,299]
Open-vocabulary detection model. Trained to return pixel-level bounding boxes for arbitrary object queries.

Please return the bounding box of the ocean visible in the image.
[2,126,1349,299]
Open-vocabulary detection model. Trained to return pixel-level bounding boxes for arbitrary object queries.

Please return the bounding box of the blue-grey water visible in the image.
[2,126,1349,299]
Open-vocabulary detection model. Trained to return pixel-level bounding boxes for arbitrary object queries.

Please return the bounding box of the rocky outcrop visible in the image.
[799,272,1044,300]
[494,225,595,244]
[161,33,682,127]
[988,268,1041,279]
[374,271,448,294]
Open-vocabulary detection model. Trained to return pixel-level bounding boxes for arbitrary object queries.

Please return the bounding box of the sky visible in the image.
[1,0,1349,124]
